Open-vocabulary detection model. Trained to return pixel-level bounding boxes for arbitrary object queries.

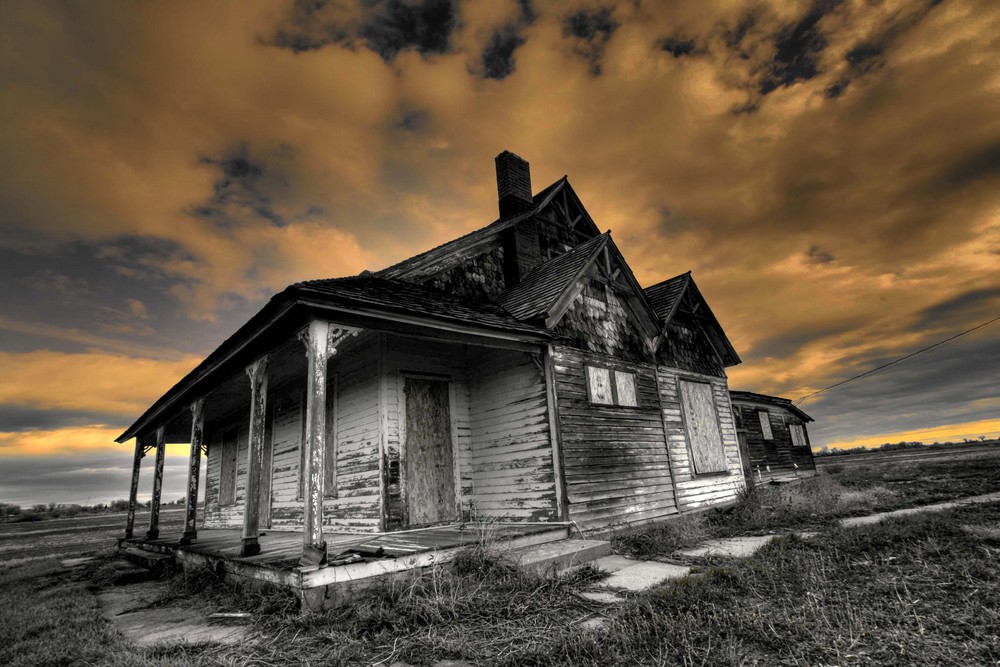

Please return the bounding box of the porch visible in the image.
[120,522,571,609]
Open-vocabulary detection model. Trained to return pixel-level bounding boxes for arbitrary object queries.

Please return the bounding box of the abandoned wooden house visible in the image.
[729,391,816,483]
[116,151,747,602]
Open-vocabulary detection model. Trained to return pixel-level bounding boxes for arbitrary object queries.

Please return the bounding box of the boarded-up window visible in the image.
[586,366,638,407]
[615,372,638,407]
[680,380,727,474]
[758,411,773,440]
[219,427,238,505]
[790,423,807,448]
[586,366,613,404]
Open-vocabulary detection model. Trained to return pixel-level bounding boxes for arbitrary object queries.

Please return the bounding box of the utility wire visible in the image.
[795,313,1000,406]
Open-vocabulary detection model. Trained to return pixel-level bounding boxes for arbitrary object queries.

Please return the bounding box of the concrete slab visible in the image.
[590,555,637,573]
[595,561,690,592]
[512,539,612,575]
[676,535,774,558]
[98,581,251,647]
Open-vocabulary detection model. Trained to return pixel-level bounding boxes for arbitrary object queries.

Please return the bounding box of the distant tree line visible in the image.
[0,497,187,523]
[815,435,999,457]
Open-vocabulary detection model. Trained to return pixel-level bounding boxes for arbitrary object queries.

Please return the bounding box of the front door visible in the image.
[404,377,457,526]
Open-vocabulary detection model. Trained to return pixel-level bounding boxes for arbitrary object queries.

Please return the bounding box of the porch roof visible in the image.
[116,276,554,444]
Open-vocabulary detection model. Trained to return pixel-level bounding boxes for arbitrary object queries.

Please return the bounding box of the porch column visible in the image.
[298,320,360,567]
[146,426,166,540]
[180,398,205,545]
[241,355,269,557]
[124,439,145,539]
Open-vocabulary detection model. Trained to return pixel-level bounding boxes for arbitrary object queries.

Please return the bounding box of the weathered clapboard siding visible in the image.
[205,334,384,534]
[468,348,558,521]
[731,399,816,478]
[657,367,744,509]
[382,334,473,529]
[553,345,677,529]
[204,413,249,529]
[264,382,306,529]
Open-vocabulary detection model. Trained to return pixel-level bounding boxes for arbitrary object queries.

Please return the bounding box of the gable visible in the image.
[555,273,655,364]
[645,274,741,368]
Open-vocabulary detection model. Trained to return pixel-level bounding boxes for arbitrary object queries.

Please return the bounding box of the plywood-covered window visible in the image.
[586,365,637,407]
[680,380,727,474]
[789,423,807,448]
[219,427,238,505]
[758,410,774,440]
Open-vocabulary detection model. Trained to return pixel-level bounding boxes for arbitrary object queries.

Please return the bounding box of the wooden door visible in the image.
[404,377,457,526]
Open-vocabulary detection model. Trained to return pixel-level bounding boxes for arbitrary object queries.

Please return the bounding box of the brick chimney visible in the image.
[495,150,532,219]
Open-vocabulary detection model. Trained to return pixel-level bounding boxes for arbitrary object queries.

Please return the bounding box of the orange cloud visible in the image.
[0,351,202,415]
[0,425,189,457]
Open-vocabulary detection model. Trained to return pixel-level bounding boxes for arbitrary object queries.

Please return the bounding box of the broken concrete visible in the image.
[594,560,691,592]
[676,535,775,559]
[97,580,251,647]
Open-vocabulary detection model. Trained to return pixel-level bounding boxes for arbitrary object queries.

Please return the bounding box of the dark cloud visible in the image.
[659,36,698,58]
[805,333,1000,445]
[916,287,1000,328]
[0,406,127,432]
[806,245,835,264]
[748,319,863,361]
[0,452,201,507]
[194,149,285,228]
[268,0,458,61]
[724,13,757,55]
[941,142,1000,189]
[760,0,841,94]
[482,24,526,80]
[563,6,618,75]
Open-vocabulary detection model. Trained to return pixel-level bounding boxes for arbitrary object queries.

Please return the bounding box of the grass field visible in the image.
[1,446,999,666]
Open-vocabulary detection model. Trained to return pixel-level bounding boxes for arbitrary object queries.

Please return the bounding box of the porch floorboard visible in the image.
[124,523,566,572]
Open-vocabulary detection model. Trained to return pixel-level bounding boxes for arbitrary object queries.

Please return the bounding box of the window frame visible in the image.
[585,365,638,407]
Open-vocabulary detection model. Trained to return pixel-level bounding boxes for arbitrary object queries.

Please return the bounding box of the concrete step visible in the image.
[119,546,174,572]
[510,538,612,576]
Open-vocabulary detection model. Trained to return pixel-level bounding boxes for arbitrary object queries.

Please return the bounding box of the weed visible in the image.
[612,511,709,559]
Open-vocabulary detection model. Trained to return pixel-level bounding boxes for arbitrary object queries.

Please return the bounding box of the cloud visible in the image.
[267,0,459,60]
[0,0,997,474]
[0,350,202,417]
[0,448,198,506]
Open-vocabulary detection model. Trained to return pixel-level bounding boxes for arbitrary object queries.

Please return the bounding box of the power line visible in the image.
[795,313,1000,406]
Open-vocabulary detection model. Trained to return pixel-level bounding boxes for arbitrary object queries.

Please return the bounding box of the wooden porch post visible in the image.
[180,398,205,545]
[298,320,360,567]
[146,426,166,540]
[124,439,144,539]
[241,356,269,557]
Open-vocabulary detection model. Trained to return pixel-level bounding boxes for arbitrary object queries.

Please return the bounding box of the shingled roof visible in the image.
[644,272,691,322]
[294,275,552,338]
[378,177,569,281]
[496,233,609,321]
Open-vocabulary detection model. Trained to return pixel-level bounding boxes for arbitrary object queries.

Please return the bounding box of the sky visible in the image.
[1,0,998,507]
